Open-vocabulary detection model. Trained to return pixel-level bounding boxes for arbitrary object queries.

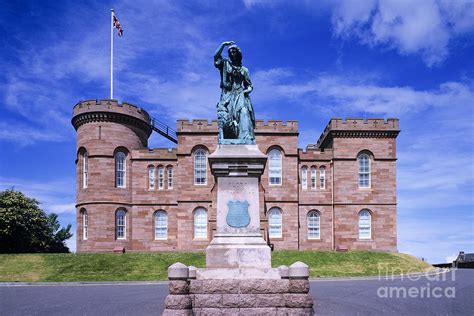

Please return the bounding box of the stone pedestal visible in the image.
[206,144,271,269]
[162,262,314,316]
[162,145,314,315]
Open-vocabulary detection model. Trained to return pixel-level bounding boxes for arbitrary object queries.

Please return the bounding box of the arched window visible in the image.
[158,166,164,190]
[307,210,320,239]
[310,167,317,189]
[358,153,371,188]
[301,166,308,190]
[359,209,371,239]
[81,209,88,240]
[167,166,173,190]
[319,166,326,190]
[115,152,126,188]
[268,149,282,185]
[194,208,207,239]
[154,211,167,240]
[268,207,282,238]
[194,149,207,185]
[82,152,88,189]
[116,209,126,239]
[148,166,155,190]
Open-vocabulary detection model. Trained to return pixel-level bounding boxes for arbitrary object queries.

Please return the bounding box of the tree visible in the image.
[0,189,72,253]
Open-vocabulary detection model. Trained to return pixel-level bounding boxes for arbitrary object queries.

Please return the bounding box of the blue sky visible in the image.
[0,0,473,263]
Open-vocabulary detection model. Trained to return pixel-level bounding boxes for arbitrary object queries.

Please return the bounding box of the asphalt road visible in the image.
[1,269,472,315]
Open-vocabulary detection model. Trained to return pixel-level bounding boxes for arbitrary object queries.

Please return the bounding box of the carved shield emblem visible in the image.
[226,200,250,228]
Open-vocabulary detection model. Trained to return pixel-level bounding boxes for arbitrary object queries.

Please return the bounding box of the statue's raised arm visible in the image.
[214,41,256,144]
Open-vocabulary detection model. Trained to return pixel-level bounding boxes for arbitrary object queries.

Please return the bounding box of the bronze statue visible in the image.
[214,41,255,144]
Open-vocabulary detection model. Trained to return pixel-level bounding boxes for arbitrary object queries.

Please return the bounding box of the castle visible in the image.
[72,99,399,253]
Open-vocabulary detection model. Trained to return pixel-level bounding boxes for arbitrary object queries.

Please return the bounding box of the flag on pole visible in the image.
[113,14,123,37]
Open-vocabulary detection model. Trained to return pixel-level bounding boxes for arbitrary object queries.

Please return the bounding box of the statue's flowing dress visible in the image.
[215,57,255,141]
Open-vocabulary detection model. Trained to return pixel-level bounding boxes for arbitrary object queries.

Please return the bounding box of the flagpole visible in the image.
[110,8,114,99]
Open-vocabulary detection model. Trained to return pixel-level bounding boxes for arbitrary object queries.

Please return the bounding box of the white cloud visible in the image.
[252,69,474,117]
[0,177,76,215]
[331,0,474,66]
[0,121,68,145]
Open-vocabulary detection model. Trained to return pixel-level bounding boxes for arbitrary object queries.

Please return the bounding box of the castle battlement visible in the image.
[177,119,219,133]
[176,119,298,134]
[133,148,178,160]
[298,147,333,161]
[255,120,298,133]
[73,99,151,124]
[317,118,400,149]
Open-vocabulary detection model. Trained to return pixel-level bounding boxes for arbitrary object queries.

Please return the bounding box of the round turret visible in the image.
[71,99,152,252]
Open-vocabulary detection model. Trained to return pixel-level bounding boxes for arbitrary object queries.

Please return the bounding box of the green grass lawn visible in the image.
[0,251,432,282]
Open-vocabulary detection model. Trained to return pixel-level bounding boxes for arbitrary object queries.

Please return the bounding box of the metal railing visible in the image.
[150,117,178,144]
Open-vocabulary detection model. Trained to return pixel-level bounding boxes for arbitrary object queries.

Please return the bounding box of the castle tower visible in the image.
[71,99,152,252]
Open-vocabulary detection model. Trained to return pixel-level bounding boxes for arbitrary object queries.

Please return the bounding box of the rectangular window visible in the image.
[301,168,307,190]
[116,153,126,188]
[194,151,207,185]
[311,168,317,189]
[116,211,126,239]
[155,213,167,240]
[148,167,155,190]
[359,211,371,239]
[167,167,173,190]
[194,210,207,239]
[319,167,326,190]
[158,167,164,190]
[358,154,371,188]
[82,154,88,189]
[82,212,88,240]
[307,213,320,239]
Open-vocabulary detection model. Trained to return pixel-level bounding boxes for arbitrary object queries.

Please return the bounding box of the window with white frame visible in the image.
[268,208,282,238]
[359,209,371,239]
[82,152,88,189]
[268,149,282,185]
[194,149,207,185]
[310,167,317,189]
[148,166,155,190]
[81,209,88,240]
[307,210,320,239]
[358,153,371,188]
[154,211,167,240]
[167,166,173,190]
[115,152,126,188]
[116,209,126,239]
[194,208,207,239]
[319,166,326,190]
[301,166,308,190]
[158,166,164,190]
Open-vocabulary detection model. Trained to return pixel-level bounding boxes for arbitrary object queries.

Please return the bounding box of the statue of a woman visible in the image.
[214,41,255,144]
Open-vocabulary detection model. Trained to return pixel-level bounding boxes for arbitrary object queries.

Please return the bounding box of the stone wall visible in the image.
[73,102,399,253]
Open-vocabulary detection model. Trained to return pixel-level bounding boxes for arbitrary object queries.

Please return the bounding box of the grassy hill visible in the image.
[0,251,432,282]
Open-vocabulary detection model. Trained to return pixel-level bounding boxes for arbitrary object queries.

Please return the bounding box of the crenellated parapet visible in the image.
[132,148,178,160]
[317,118,400,149]
[255,120,298,134]
[177,119,219,133]
[72,99,152,146]
[176,119,298,134]
[298,147,334,162]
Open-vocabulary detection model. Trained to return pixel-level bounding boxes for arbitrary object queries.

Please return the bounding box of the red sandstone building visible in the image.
[72,100,400,253]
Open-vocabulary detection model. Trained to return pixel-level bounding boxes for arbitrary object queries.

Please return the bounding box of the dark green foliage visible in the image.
[0,189,72,253]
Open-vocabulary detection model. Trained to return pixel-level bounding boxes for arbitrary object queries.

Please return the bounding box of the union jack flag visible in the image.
[113,14,123,37]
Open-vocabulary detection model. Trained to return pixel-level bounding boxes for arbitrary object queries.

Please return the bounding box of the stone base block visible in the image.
[162,262,314,315]
[206,237,271,269]
[196,268,281,280]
